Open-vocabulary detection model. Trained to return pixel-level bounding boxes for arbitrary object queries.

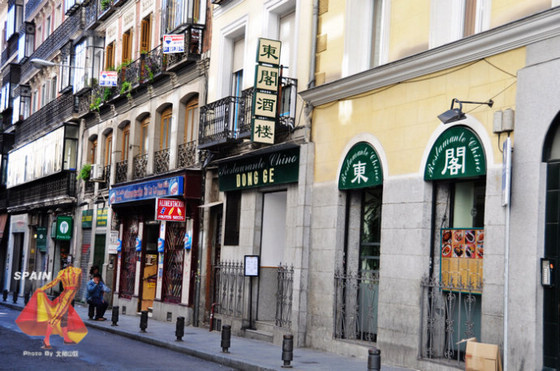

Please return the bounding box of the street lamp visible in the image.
[30,58,84,69]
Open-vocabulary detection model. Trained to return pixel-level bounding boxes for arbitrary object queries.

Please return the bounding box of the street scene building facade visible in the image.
[2,0,560,370]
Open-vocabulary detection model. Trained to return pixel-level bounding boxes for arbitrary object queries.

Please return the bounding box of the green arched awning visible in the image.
[338,142,383,190]
[424,126,486,181]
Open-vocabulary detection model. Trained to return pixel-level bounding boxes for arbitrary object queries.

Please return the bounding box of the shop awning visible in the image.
[198,201,223,209]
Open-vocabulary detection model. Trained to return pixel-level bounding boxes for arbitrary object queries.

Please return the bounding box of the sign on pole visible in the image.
[163,34,185,54]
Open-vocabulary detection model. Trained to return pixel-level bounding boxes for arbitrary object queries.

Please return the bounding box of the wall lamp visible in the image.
[438,98,494,124]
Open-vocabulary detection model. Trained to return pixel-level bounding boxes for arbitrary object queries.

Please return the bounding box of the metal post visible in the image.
[2,290,7,301]
[367,348,381,371]
[12,291,17,304]
[111,306,119,326]
[176,316,185,341]
[140,311,148,332]
[221,325,231,353]
[281,334,293,368]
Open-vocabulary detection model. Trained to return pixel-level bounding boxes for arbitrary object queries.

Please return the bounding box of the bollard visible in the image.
[367,347,381,371]
[221,325,231,353]
[140,311,148,332]
[111,306,119,326]
[3,290,8,301]
[24,291,30,305]
[281,334,294,368]
[12,291,17,304]
[176,316,185,341]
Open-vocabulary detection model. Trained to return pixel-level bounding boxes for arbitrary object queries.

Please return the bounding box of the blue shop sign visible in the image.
[109,176,184,204]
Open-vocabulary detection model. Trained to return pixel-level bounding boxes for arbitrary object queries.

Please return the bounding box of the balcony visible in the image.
[133,154,148,179]
[19,14,82,83]
[8,171,76,209]
[198,88,253,149]
[115,160,127,183]
[78,26,204,115]
[177,141,197,168]
[154,149,170,174]
[15,91,75,145]
[199,78,298,150]
[99,164,110,190]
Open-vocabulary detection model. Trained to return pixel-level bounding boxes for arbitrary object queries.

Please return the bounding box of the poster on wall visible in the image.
[441,228,484,293]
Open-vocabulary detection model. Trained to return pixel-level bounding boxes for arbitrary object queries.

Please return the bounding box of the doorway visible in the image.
[139,224,159,312]
[257,191,287,322]
[10,233,24,293]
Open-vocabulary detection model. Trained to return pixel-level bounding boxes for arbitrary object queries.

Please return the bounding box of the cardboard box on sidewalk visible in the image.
[464,338,502,371]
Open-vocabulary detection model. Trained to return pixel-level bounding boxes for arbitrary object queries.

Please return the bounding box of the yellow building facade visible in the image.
[302,1,560,369]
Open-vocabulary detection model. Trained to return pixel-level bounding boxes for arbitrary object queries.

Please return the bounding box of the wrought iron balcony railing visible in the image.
[177,141,197,168]
[133,154,148,179]
[78,27,203,115]
[198,78,298,149]
[99,164,110,189]
[154,148,170,174]
[84,180,95,193]
[115,160,128,183]
[15,91,75,146]
[198,88,253,149]
[8,171,76,208]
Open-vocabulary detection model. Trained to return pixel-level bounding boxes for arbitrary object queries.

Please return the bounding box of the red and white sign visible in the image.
[156,198,186,222]
[162,34,185,54]
[99,71,118,87]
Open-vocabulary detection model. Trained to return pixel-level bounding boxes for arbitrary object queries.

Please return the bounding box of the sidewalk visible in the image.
[1,298,414,371]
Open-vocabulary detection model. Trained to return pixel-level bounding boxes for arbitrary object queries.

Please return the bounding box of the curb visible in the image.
[1,301,274,371]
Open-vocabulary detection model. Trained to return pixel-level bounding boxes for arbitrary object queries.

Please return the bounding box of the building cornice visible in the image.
[300,7,560,107]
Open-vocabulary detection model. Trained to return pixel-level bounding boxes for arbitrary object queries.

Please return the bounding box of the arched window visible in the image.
[104,132,112,166]
[184,97,198,143]
[140,117,150,155]
[160,107,172,150]
[89,138,97,164]
[122,124,130,161]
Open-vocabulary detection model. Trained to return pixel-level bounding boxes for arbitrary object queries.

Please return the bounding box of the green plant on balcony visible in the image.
[145,64,154,81]
[103,87,113,101]
[120,81,132,99]
[77,164,92,180]
[116,60,131,73]
[100,0,111,11]
[90,96,102,111]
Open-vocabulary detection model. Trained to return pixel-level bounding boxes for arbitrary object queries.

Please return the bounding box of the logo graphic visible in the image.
[59,221,69,234]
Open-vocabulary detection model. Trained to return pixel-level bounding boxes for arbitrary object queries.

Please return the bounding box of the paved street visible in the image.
[0,307,237,371]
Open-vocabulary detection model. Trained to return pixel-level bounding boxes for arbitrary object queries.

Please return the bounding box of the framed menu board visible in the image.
[441,228,484,293]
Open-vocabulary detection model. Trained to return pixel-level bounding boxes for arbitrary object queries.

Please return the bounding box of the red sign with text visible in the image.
[156,198,186,222]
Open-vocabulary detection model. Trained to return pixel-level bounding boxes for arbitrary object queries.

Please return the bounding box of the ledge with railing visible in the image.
[177,141,197,168]
[115,160,128,184]
[154,149,170,174]
[7,171,76,208]
[198,77,298,149]
[133,154,148,179]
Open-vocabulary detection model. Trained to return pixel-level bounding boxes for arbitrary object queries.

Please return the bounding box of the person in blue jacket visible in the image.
[87,273,111,321]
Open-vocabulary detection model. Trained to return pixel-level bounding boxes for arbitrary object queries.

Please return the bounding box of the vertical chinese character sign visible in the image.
[251,38,282,144]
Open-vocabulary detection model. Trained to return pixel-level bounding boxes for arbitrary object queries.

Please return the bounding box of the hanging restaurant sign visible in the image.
[218,147,299,191]
[251,38,282,145]
[109,176,184,204]
[338,142,383,190]
[424,126,486,180]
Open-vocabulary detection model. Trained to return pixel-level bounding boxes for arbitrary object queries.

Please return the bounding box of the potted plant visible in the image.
[77,164,92,180]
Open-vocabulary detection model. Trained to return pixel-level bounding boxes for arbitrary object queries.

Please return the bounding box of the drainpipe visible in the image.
[308,0,319,89]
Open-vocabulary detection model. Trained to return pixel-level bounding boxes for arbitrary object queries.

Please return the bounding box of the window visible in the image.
[64,125,79,170]
[278,11,295,77]
[162,0,202,32]
[51,77,57,101]
[231,38,244,95]
[184,97,198,143]
[451,180,485,228]
[122,124,130,161]
[140,117,149,155]
[45,16,51,38]
[73,40,87,92]
[60,50,73,91]
[104,133,112,167]
[6,2,23,40]
[105,42,115,70]
[32,90,38,113]
[90,138,97,164]
[224,191,241,245]
[0,83,11,112]
[40,83,47,107]
[17,23,35,62]
[122,29,133,63]
[429,0,490,48]
[36,26,42,46]
[140,16,151,53]
[160,108,172,150]
[342,0,387,76]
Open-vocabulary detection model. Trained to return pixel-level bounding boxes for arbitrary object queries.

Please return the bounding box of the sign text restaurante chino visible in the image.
[218,147,299,191]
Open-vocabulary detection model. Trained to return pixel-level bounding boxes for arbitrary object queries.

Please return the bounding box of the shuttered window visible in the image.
[122,30,132,63]
[140,16,151,53]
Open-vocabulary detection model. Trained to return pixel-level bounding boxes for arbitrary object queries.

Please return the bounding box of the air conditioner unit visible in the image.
[90,164,105,181]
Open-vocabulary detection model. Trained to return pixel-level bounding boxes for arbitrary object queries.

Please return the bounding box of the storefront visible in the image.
[207,143,313,345]
[110,171,200,322]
